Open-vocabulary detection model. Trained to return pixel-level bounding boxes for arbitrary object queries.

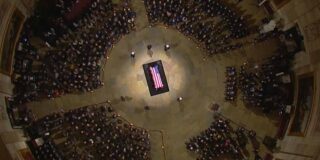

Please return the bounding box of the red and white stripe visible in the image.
[150,66,164,89]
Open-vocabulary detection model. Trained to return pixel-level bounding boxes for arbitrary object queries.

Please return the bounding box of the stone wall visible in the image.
[0,137,12,160]
[0,0,32,51]
[273,0,320,159]
[0,0,319,159]
[0,0,34,159]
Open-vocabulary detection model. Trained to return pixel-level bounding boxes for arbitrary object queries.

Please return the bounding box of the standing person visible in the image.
[147,44,153,57]
[164,44,170,51]
[237,0,243,4]
[144,105,150,111]
[254,150,263,160]
[130,51,135,58]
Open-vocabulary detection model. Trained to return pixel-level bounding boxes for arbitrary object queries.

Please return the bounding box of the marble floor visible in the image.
[26,0,281,160]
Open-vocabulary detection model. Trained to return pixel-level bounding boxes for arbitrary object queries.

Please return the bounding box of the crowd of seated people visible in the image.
[238,49,294,114]
[27,138,63,160]
[27,0,114,47]
[186,115,263,160]
[12,0,136,105]
[144,0,250,55]
[14,32,40,75]
[225,66,237,101]
[26,104,151,160]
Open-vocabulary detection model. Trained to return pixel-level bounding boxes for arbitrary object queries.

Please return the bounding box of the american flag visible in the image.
[150,65,164,89]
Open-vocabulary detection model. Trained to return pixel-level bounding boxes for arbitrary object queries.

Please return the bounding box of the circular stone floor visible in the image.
[28,26,280,159]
